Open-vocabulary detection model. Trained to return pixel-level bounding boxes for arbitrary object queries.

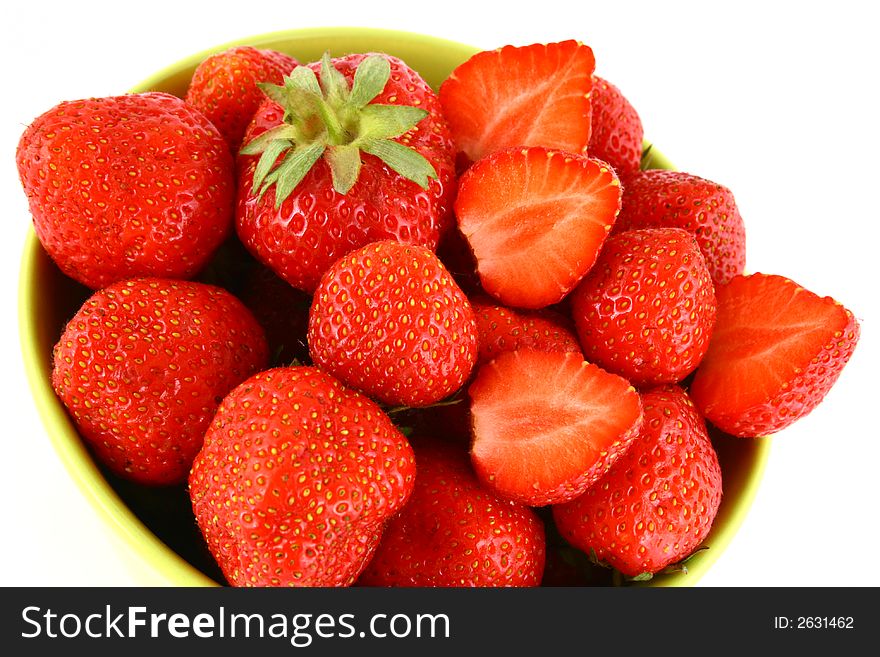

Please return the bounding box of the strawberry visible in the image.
[471,295,581,366]
[52,278,268,486]
[469,350,642,507]
[358,439,545,587]
[188,366,416,587]
[615,169,746,285]
[553,385,722,578]
[588,76,644,176]
[570,227,717,386]
[185,45,299,152]
[308,240,478,407]
[439,41,594,163]
[689,273,860,436]
[16,92,235,290]
[455,147,622,309]
[236,52,456,293]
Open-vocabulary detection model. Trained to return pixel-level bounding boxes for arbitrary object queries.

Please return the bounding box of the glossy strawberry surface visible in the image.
[359,439,545,587]
[17,92,235,289]
[471,295,581,365]
[52,278,268,485]
[615,169,746,285]
[571,227,717,386]
[185,46,298,152]
[588,76,644,176]
[189,366,416,586]
[308,241,478,407]
[553,385,722,577]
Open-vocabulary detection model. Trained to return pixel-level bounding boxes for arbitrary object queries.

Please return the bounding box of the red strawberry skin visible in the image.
[308,241,478,407]
[359,439,545,587]
[52,278,268,485]
[189,366,416,587]
[440,40,594,163]
[553,385,722,578]
[456,147,622,309]
[469,350,642,507]
[588,76,644,176]
[472,295,581,366]
[615,169,746,285]
[16,92,235,290]
[236,53,456,293]
[185,46,298,152]
[690,273,860,436]
[570,227,717,386]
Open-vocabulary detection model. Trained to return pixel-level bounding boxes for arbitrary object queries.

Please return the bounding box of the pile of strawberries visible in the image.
[16,38,860,587]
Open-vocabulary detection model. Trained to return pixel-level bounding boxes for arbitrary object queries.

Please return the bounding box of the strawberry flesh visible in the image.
[469,350,642,506]
[456,147,621,309]
[440,40,594,163]
[689,273,860,436]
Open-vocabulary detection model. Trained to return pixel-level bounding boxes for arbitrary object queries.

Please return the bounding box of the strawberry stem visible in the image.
[242,52,437,202]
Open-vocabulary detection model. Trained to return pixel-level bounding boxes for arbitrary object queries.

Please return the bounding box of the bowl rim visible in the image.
[17,25,771,587]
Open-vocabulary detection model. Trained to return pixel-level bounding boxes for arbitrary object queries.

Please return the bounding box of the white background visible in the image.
[1,0,877,587]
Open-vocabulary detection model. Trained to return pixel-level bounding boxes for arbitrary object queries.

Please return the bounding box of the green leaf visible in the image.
[349,55,392,108]
[239,124,298,156]
[319,52,351,107]
[359,138,437,189]
[258,82,288,107]
[285,66,322,95]
[628,572,654,582]
[281,68,324,125]
[359,104,429,140]
[325,144,362,195]
[260,142,326,207]
[251,139,293,194]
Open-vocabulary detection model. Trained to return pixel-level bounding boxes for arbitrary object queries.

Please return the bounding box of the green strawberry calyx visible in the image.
[241,52,438,205]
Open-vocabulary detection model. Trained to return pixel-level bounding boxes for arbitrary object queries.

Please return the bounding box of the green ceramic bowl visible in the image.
[18,26,770,587]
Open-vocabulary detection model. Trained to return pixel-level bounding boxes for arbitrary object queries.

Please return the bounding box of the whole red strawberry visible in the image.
[690,273,860,436]
[553,385,722,578]
[571,227,717,386]
[615,169,746,285]
[52,278,268,485]
[185,45,299,152]
[16,92,235,289]
[236,52,456,293]
[308,240,478,407]
[188,366,416,587]
[472,295,581,365]
[588,76,644,176]
[359,439,545,587]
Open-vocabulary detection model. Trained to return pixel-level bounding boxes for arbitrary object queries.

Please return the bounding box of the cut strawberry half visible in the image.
[440,40,594,163]
[469,349,642,506]
[455,147,621,309]
[689,273,860,437]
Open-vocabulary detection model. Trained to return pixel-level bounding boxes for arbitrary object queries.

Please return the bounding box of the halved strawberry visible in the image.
[439,41,594,163]
[689,273,860,437]
[469,350,642,506]
[455,147,621,309]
